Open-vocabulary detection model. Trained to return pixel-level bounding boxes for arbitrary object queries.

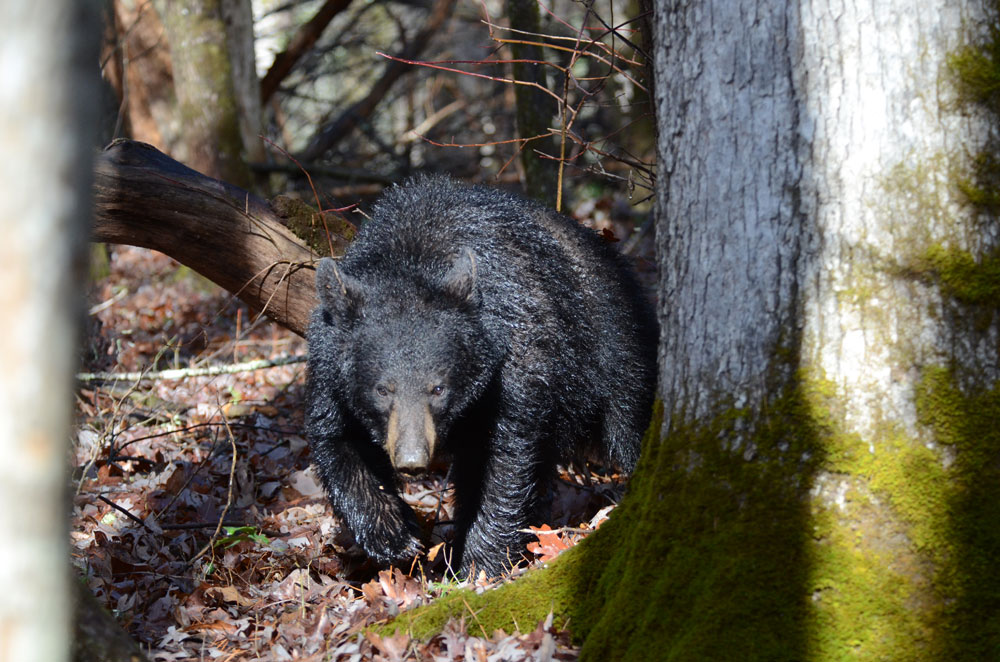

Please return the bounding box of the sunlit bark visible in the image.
[579,1,1000,659]
[0,2,97,660]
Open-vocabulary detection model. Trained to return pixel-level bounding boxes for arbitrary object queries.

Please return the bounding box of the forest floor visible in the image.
[72,239,644,661]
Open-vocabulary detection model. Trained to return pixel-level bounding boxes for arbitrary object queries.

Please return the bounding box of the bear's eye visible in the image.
[375,385,389,397]
[430,384,446,397]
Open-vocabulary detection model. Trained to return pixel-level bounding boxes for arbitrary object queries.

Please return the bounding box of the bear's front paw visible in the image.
[457,527,531,579]
[362,524,423,568]
[350,494,424,567]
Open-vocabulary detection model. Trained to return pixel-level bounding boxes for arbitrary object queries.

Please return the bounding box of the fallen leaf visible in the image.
[526,525,571,562]
[206,584,256,606]
[426,541,445,562]
[287,467,324,498]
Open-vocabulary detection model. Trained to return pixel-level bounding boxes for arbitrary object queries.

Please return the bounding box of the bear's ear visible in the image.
[441,248,477,302]
[315,257,364,315]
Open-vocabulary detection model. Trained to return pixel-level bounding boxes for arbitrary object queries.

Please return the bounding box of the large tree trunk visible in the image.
[0,1,98,660]
[221,0,265,168]
[575,1,1000,659]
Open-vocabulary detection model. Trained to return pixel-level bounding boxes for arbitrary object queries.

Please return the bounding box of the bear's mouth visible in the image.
[396,453,450,478]
[396,465,428,478]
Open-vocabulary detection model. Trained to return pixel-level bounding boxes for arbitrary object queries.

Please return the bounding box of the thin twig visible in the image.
[189,412,240,564]
[462,596,490,640]
[160,521,244,530]
[114,421,297,455]
[375,52,569,107]
[518,525,595,536]
[76,355,306,383]
[98,494,151,530]
[153,431,223,522]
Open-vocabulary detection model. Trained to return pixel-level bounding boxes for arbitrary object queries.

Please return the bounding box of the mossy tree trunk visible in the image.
[574,1,1000,659]
[0,1,98,660]
[155,0,259,188]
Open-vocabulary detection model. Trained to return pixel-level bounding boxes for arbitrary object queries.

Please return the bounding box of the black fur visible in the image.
[305,176,657,577]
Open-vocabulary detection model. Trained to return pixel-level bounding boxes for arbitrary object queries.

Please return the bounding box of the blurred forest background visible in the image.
[100,0,655,223]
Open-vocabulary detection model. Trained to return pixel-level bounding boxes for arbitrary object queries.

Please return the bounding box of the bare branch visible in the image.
[76,355,306,383]
[260,0,354,104]
[297,0,457,161]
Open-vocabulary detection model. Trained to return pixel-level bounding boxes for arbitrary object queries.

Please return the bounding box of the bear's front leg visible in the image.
[311,435,423,567]
[450,432,551,578]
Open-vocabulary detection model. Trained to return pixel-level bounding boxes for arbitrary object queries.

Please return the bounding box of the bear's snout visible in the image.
[384,398,436,473]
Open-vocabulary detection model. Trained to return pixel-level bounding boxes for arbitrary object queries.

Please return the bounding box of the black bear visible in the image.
[305,176,657,577]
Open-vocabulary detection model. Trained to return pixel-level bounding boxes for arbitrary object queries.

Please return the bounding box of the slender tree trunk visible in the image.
[221,0,265,166]
[507,0,559,207]
[102,0,176,150]
[155,0,257,187]
[0,1,98,660]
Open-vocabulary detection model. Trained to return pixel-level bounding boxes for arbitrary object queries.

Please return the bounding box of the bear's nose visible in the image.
[394,446,429,474]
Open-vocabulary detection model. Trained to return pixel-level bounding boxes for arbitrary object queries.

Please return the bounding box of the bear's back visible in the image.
[339,177,655,467]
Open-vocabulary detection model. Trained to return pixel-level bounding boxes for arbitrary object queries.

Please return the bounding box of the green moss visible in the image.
[795,368,1000,658]
[913,366,1000,657]
[949,27,1000,112]
[919,244,1000,306]
[947,5,1000,217]
[957,152,1000,214]
[382,550,580,639]
[798,365,1000,659]
[570,380,828,661]
[269,195,355,257]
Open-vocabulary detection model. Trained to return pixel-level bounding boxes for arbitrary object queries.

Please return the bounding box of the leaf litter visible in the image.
[73,246,630,660]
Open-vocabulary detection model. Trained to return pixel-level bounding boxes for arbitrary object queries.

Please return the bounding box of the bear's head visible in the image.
[314,251,499,472]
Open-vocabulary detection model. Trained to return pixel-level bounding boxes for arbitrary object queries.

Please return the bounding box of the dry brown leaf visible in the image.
[206,584,256,607]
[526,524,571,562]
[426,541,445,562]
[365,630,411,662]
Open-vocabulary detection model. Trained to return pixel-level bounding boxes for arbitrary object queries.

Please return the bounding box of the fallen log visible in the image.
[92,139,343,336]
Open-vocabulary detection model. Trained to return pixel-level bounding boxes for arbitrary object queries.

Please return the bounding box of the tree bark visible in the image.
[506,0,559,207]
[155,0,256,188]
[221,0,265,167]
[576,1,1000,659]
[0,1,98,660]
[93,139,324,337]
